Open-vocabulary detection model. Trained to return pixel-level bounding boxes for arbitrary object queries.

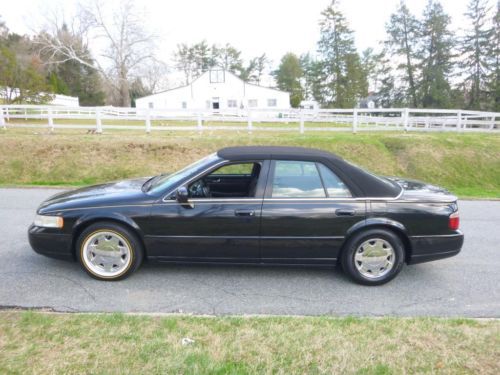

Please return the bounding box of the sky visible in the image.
[0,0,487,86]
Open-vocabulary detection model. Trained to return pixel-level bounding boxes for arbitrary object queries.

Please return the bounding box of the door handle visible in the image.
[335,209,356,216]
[235,209,255,217]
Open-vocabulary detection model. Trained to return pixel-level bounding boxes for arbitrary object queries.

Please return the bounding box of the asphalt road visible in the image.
[0,188,499,317]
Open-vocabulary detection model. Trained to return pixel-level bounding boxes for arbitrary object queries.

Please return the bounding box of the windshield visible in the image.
[146,153,220,194]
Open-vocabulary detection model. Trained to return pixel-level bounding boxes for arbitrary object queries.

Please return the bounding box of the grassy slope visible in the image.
[1,129,499,197]
[0,311,499,374]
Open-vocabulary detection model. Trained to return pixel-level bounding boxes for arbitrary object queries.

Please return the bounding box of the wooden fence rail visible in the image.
[0,105,498,133]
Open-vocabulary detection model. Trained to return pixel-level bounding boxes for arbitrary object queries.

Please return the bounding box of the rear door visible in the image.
[260,160,366,264]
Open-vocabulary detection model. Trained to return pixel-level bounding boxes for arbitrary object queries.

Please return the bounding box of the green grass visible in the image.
[1,128,499,198]
[0,311,498,374]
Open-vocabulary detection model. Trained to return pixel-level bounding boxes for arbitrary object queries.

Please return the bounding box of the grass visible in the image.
[0,311,498,374]
[0,128,499,198]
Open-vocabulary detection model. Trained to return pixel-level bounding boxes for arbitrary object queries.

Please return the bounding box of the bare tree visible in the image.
[35,0,158,107]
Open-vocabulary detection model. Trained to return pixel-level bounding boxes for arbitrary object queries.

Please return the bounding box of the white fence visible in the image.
[0,105,498,133]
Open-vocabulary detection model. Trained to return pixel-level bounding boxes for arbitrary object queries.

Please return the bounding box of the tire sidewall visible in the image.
[76,222,143,281]
[341,229,405,286]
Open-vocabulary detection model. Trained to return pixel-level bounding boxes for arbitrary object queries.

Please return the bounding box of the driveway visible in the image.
[0,188,498,317]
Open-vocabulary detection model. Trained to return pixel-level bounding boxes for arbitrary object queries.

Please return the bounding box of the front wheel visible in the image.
[76,222,143,281]
[341,229,405,286]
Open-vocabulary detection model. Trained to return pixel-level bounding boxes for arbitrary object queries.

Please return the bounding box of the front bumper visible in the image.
[408,231,464,264]
[28,224,74,260]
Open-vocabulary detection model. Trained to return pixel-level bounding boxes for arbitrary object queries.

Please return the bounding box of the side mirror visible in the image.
[176,186,189,203]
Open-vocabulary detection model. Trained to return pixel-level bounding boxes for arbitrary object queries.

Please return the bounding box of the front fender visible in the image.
[72,211,144,237]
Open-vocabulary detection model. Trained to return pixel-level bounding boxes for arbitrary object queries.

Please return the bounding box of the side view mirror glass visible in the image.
[176,186,189,203]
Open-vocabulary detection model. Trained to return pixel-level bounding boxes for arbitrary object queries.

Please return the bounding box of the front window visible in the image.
[188,162,262,198]
[227,99,237,108]
[146,153,220,194]
[248,99,258,108]
[210,70,225,83]
[271,160,351,198]
[267,98,277,107]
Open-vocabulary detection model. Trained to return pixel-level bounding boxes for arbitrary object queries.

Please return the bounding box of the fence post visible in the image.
[246,111,253,133]
[0,107,5,129]
[48,107,54,132]
[403,108,409,131]
[490,116,496,130]
[456,110,462,132]
[197,113,203,133]
[247,111,253,133]
[96,108,103,134]
[145,109,151,133]
[352,109,358,133]
[299,111,304,134]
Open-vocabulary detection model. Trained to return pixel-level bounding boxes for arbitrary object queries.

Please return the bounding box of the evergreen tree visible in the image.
[419,0,455,108]
[487,1,500,111]
[317,0,367,108]
[460,0,492,109]
[385,0,420,107]
[274,52,304,107]
[300,53,324,104]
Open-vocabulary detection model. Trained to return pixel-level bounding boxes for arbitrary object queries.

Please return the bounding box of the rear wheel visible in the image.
[341,229,405,286]
[76,222,143,281]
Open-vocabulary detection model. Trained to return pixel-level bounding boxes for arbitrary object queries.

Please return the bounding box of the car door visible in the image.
[145,160,269,263]
[260,160,366,265]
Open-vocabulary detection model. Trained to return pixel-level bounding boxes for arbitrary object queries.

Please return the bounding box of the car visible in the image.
[28,146,464,285]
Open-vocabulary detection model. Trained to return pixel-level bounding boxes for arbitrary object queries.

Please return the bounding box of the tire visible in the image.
[340,228,405,286]
[76,221,143,281]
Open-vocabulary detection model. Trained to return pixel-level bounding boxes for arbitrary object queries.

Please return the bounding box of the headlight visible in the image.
[34,215,64,228]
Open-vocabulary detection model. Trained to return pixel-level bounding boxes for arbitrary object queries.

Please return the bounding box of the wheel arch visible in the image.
[71,214,147,260]
[340,218,412,263]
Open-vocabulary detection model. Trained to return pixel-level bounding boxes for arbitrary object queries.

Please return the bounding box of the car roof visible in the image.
[217,146,343,161]
[217,146,402,198]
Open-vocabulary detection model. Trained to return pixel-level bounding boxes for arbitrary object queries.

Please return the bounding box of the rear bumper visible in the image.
[408,231,464,265]
[28,225,74,260]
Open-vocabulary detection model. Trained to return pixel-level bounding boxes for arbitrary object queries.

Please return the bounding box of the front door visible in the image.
[146,160,268,263]
[260,160,366,265]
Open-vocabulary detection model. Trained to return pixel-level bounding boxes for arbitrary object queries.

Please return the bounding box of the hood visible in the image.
[38,177,153,213]
[387,177,457,202]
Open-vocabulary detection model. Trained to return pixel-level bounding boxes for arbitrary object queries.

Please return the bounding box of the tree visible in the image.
[385,0,421,107]
[0,45,52,104]
[274,53,304,107]
[300,53,325,104]
[419,0,455,108]
[35,0,158,107]
[361,49,395,107]
[317,0,367,107]
[459,0,492,109]
[486,1,500,111]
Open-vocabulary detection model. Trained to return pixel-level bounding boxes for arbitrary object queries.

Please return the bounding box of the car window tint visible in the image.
[272,161,326,198]
[211,163,254,175]
[317,163,352,197]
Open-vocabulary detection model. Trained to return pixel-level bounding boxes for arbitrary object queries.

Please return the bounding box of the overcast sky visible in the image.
[1,0,492,85]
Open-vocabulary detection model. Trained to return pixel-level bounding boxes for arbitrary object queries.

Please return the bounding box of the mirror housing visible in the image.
[176,186,189,203]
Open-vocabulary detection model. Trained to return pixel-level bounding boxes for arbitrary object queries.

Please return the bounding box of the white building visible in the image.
[135,70,290,111]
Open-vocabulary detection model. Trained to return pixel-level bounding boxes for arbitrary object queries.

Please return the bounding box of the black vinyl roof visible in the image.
[217,146,402,198]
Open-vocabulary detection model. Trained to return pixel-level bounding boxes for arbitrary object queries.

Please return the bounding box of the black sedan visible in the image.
[29,146,464,285]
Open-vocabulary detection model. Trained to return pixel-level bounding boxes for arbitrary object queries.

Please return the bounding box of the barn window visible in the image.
[248,99,258,108]
[227,100,237,108]
[267,98,277,107]
[182,101,187,109]
[210,70,225,83]
[148,102,154,109]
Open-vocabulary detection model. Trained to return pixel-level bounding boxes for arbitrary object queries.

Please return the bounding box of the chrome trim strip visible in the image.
[145,235,345,239]
[410,233,463,238]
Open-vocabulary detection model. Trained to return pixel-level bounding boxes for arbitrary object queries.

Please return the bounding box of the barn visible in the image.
[135,70,290,111]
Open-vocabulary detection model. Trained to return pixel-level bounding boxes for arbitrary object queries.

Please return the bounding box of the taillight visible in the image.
[449,211,460,230]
